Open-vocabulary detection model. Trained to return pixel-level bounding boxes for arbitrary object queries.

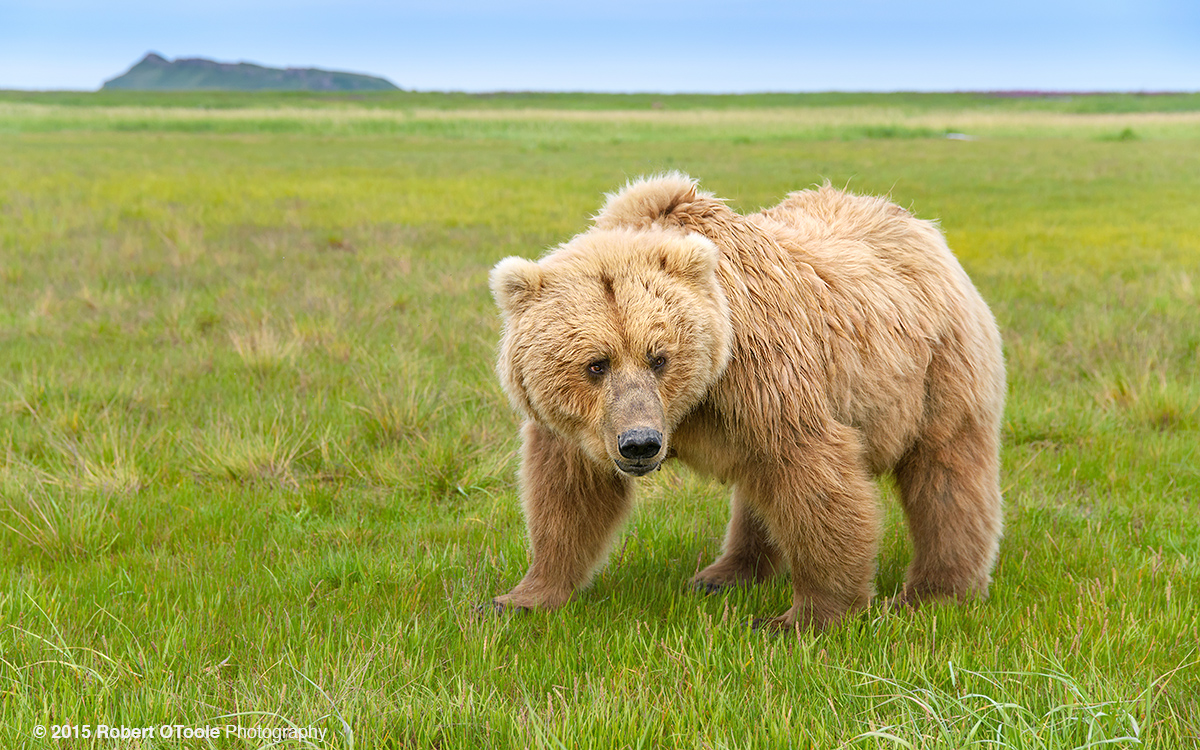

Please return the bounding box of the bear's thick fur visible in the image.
[489,173,1005,629]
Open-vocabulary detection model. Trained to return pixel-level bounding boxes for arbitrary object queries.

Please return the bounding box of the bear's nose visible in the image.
[618,428,663,460]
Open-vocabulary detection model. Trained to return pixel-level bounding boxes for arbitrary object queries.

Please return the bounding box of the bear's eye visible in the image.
[587,359,609,377]
[650,354,667,371]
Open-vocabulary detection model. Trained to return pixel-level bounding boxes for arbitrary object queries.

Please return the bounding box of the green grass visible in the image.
[1,93,1198,748]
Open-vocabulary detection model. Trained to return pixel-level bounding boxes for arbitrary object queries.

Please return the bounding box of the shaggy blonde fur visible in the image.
[489,173,1005,629]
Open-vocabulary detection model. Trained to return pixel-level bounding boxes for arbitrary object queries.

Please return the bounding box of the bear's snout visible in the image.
[618,428,663,461]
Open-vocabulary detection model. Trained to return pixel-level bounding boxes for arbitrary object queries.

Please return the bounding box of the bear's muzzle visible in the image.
[614,427,664,476]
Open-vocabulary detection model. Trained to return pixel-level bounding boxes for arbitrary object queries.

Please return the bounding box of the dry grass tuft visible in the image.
[1,454,121,561]
[191,420,311,489]
[229,318,303,372]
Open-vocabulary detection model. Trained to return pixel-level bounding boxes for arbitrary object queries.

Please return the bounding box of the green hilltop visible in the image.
[101,52,399,92]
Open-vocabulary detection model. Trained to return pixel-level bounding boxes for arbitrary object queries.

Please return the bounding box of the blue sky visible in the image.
[2,1,1197,92]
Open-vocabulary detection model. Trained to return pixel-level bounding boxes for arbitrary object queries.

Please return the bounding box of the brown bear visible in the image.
[488,173,1004,629]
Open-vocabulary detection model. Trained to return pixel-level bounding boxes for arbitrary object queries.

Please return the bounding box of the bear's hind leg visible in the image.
[691,488,782,593]
[894,417,1003,606]
[493,421,634,611]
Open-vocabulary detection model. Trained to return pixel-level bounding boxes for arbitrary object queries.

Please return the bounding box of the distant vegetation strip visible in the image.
[2,100,1199,140]
[2,89,1199,113]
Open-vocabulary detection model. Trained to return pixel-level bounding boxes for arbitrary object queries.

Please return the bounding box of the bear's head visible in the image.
[491,227,733,476]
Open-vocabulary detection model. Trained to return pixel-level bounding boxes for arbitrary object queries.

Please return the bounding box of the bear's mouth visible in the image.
[614,459,662,477]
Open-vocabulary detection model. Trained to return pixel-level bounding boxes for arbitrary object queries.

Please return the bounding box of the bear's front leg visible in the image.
[748,435,882,630]
[493,421,634,611]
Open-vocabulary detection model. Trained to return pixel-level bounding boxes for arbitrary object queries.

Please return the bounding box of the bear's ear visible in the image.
[661,233,721,287]
[595,172,701,229]
[490,256,544,316]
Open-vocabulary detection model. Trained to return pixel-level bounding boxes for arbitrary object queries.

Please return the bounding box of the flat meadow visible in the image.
[1,90,1198,748]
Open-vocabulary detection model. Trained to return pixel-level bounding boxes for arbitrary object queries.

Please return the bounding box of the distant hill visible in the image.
[102,53,399,92]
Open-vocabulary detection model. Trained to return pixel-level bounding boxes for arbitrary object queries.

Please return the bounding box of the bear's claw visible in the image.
[749,616,790,633]
[689,579,729,596]
[473,600,531,619]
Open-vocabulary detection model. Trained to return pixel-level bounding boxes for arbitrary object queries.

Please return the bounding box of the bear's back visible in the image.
[755,185,985,334]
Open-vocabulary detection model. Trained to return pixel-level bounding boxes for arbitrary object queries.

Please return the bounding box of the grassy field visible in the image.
[1,91,1198,748]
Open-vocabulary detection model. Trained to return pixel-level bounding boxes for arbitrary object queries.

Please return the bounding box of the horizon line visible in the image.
[3,87,1199,96]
